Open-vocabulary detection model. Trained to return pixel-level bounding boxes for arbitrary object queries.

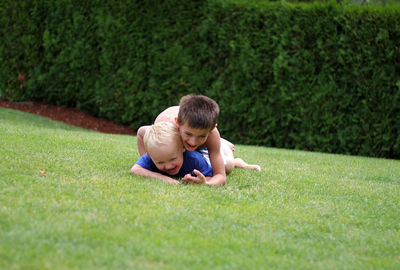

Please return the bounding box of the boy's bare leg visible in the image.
[221,137,235,153]
[225,157,235,174]
[221,139,234,158]
[221,140,234,174]
[234,158,261,171]
[221,139,260,172]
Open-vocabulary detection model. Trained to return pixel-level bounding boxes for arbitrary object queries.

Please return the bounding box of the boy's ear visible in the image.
[211,123,218,131]
[174,117,180,127]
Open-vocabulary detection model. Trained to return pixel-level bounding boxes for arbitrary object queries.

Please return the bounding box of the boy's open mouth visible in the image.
[167,167,178,175]
[185,143,197,150]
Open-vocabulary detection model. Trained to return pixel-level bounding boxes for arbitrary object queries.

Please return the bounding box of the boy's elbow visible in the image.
[130,165,140,174]
[212,174,226,186]
[208,179,226,186]
[220,173,227,186]
[137,126,147,138]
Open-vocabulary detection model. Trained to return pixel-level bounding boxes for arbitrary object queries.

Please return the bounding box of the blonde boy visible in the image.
[131,122,214,185]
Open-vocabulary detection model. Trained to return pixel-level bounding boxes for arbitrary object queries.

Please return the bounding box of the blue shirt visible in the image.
[135,150,213,178]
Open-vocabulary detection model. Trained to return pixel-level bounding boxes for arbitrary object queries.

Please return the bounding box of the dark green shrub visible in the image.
[1,0,399,158]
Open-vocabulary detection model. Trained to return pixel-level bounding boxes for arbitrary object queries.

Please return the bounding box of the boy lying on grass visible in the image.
[131,122,212,185]
[131,122,260,185]
[137,94,259,186]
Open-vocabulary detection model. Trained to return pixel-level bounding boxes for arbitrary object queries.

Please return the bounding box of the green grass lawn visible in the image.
[1,107,399,270]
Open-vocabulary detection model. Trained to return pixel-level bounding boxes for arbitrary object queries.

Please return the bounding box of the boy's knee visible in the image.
[225,158,234,174]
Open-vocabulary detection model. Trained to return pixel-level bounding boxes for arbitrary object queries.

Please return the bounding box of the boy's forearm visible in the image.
[130,165,179,184]
[205,173,226,186]
[137,136,146,156]
[205,129,227,186]
[208,151,227,186]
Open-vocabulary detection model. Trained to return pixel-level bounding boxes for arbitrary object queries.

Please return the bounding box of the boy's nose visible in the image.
[165,163,174,170]
[188,137,196,146]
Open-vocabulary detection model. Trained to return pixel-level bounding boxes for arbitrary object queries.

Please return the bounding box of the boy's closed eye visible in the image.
[156,157,176,165]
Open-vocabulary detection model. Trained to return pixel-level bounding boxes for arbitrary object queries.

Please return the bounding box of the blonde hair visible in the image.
[143,122,183,152]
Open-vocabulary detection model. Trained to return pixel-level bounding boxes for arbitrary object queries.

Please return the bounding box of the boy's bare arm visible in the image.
[205,129,227,186]
[183,129,226,186]
[130,164,180,185]
[137,125,150,156]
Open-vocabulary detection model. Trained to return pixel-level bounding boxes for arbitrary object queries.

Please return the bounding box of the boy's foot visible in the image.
[246,164,261,171]
[235,158,261,171]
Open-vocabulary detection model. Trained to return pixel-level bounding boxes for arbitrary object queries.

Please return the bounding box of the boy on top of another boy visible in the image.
[137,94,227,186]
[131,122,214,185]
[132,121,260,185]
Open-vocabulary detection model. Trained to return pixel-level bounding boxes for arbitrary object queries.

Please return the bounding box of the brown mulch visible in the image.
[0,99,136,136]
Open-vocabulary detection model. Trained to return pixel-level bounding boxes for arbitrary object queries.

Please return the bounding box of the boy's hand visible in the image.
[167,179,181,185]
[182,170,206,185]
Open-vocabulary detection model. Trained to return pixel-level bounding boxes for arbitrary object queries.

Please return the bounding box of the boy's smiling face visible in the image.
[176,120,213,151]
[148,141,185,175]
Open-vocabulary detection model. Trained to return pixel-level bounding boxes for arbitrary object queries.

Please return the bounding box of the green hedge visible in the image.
[1,0,399,158]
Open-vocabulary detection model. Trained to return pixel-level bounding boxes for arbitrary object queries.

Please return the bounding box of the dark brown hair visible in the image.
[177,94,219,130]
